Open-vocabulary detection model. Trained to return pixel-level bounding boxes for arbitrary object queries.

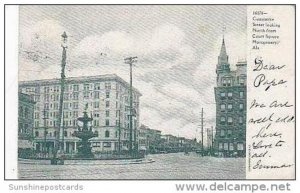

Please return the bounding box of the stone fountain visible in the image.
[73,104,97,158]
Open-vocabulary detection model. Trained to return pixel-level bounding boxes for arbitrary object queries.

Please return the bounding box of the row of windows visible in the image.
[92,142,113,148]
[220,91,244,99]
[42,82,114,94]
[18,123,29,134]
[35,109,128,121]
[221,76,246,87]
[23,81,133,95]
[19,106,33,119]
[34,118,123,128]
[34,130,119,139]
[218,142,244,151]
[220,103,244,111]
[219,129,245,138]
[43,101,119,111]
[220,116,244,125]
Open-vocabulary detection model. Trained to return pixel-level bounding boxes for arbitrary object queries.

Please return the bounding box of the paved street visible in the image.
[18,153,245,179]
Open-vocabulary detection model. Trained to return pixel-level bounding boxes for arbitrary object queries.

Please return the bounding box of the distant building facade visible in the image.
[18,92,35,156]
[19,74,141,155]
[214,38,247,157]
[138,125,162,153]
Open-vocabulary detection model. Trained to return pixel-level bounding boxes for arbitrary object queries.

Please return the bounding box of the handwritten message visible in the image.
[247,6,295,179]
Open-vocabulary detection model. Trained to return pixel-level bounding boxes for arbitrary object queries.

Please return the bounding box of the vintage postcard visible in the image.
[4,4,295,180]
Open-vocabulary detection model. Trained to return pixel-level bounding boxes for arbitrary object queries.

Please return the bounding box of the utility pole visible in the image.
[206,128,209,151]
[53,31,68,160]
[124,56,137,156]
[43,108,48,158]
[201,108,204,156]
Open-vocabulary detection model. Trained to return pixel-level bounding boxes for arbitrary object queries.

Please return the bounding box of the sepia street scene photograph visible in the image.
[17,5,247,179]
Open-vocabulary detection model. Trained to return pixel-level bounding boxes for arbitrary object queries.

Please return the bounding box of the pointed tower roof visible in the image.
[220,36,227,57]
[218,36,229,65]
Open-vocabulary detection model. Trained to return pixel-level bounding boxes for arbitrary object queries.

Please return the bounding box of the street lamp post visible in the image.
[51,31,67,165]
[124,56,137,157]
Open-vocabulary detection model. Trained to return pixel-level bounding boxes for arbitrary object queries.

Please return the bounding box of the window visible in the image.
[54,103,58,110]
[222,78,232,87]
[53,86,60,92]
[93,142,101,147]
[220,117,226,124]
[35,112,40,119]
[106,91,110,98]
[239,77,245,85]
[73,92,79,100]
[105,82,111,90]
[239,116,243,124]
[105,130,110,138]
[223,143,229,150]
[239,91,244,98]
[222,79,227,86]
[106,101,110,108]
[73,102,79,109]
[227,79,231,86]
[94,83,100,90]
[64,131,68,137]
[229,143,234,151]
[218,143,223,150]
[63,102,69,109]
[105,119,110,126]
[34,121,39,127]
[239,103,244,110]
[228,104,233,111]
[35,95,40,102]
[220,104,226,111]
[220,92,226,98]
[23,124,28,133]
[106,110,110,117]
[84,84,89,91]
[227,130,232,136]
[84,92,89,99]
[228,117,233,125]
[63,94,69,100]
[94,101,100,109]
[55,94,60,101]
[103,142,111,147]
[228,92,233,99]
[93,120,99,127]
[237,143,244,150]
[116,92,119,99]
[220,130,225,137]
[73,85,79,91]
[35,131,39,137]
[94,113,100,118]
[44,87,50,93]
[94,91,100,99]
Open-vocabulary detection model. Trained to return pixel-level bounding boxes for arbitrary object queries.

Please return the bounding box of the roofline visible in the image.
[18,74,142,96]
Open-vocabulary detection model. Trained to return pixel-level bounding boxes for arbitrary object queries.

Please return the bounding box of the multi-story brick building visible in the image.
[19,74,141,155]
[214,38,247,157]
[18,92,35,157]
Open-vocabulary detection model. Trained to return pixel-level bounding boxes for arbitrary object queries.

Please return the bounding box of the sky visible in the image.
[19,5,247,141]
